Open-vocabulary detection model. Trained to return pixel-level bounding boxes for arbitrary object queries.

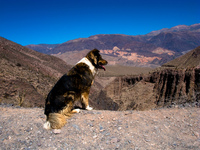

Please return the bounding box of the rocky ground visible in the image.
[0,105,199,150]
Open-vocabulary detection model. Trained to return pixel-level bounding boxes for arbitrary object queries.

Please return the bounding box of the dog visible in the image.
[43,49,108,132]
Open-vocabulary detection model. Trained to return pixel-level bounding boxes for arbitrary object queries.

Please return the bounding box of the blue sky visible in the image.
[0,0,199,46]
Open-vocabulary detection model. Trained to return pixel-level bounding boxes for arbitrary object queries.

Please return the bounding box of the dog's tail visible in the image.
[43,113,67,130]
[43,109,80,130]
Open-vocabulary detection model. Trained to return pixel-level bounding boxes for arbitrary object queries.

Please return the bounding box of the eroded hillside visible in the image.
[92,47,200,111]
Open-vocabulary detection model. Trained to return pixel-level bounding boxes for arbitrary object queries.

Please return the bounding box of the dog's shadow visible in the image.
[73,106,86,110]
[73,101,89,110]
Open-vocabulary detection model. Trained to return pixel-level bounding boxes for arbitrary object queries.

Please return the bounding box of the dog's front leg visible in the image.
[81,92,93,110]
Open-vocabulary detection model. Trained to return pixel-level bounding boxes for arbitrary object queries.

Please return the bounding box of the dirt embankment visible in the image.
[0,105,199,149]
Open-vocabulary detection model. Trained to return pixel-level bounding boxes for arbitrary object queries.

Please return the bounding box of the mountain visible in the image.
[26,23,200,67]
[0,37,70,107]
[26,44,59,54]
[146,24,200,37]
[148,31,200,52]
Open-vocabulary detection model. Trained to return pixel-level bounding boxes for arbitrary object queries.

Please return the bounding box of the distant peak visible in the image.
[147,23,200,36]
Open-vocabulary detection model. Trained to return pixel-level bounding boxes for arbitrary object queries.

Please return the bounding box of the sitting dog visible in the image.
[43,49,108,131]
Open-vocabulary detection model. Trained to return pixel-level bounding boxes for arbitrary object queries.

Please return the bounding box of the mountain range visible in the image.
[26,23,200,67]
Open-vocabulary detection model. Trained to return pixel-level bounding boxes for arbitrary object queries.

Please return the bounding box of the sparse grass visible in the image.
[16,91,25,106]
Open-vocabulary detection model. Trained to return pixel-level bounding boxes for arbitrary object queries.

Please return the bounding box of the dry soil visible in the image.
[0,105,199,150]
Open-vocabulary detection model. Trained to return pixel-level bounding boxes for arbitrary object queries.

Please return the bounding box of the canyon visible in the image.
[91,47,200,111]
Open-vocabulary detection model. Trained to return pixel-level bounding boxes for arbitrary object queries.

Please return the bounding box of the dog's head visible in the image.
[86,49,108,71]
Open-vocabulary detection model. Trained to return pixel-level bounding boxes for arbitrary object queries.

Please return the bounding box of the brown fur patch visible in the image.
[81,92,89,109]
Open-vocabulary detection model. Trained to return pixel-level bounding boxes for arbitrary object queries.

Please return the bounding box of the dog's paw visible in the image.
[43,121,51,130]
[52,129,61,134]
[72,109,80,113]
[86,106,93,110]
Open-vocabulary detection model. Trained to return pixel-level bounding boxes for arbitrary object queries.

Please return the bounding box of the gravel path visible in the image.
[0,105,199,150]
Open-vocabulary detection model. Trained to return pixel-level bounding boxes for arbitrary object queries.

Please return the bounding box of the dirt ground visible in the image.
[0,105,199,150]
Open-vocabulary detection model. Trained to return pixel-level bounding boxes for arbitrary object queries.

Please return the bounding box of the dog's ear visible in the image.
[88,49,100,57]
[86,49,100,65]
[91,49,100,54]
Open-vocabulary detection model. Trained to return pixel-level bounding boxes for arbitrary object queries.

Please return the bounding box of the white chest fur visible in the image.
[76,57,97,76]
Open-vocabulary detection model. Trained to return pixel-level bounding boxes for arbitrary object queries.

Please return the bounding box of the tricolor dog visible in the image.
[44,49,108,132]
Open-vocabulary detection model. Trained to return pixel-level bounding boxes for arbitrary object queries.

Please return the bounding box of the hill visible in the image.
[162,46,200,68]
[0,37,71,107]
[26,23,200,67]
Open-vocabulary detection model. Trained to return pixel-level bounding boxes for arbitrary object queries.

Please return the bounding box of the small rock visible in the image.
[72,124,80,130]
[37,141,42,146]
[111,138,118,143]
[99,125,104,131]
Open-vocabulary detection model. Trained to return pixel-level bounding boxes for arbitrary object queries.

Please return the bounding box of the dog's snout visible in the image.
[99,60,108,65]
[105,60,108,65]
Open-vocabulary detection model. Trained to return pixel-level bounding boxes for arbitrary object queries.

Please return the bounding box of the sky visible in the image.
[0,0,199,46]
